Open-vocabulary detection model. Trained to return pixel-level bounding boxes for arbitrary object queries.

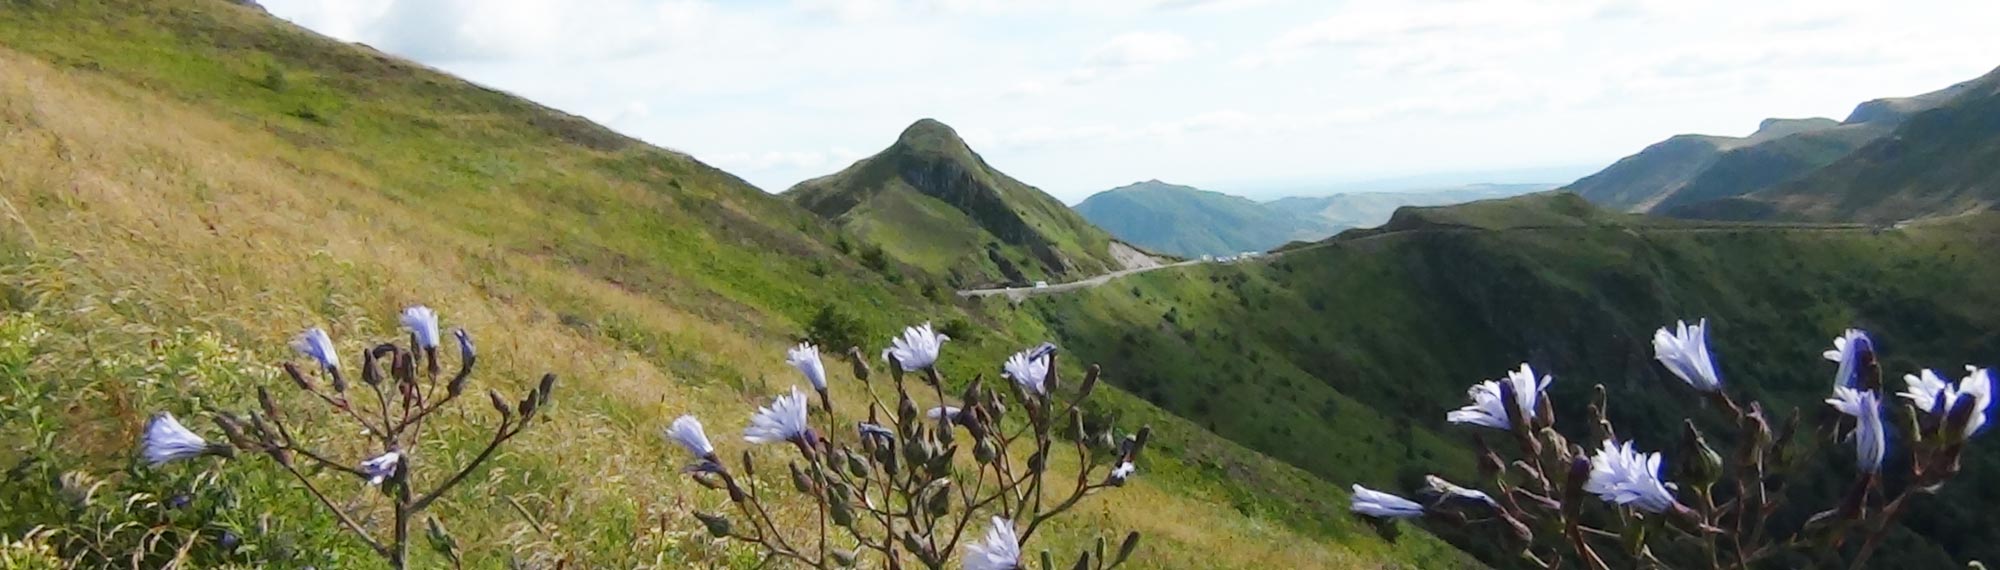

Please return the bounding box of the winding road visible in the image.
[955,220,1883,301]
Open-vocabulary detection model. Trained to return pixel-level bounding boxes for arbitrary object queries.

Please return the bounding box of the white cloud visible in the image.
[259,0,2000,200]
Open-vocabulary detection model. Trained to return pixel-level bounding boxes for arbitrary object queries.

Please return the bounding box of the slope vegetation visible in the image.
[1074,180,1338,257]
[1031,192,2000,566]
[0,1,1469,567]
[1565,71,1985,215]
[1709,66,2000,223]
[788,120,1126,287]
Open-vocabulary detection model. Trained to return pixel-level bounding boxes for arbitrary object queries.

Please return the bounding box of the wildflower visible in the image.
[1421,474,1498,508]
[1002,346,1052,396]
[667,415,716,461]
[400,306,440,349]
[744,387,812,445]
[1349,485,1425,519]
[1652,319,1722,392]
[1584,440,1679,513]
[1823,329,1875,389]
[454,328,475,362]
[1901,367,1993,436]
[1446,363,1551,430]
[1108,461,1136,485]
[292,327,340,372]
[140,412,210,466]
[1826,386,1869,417]
[360,451,402,485]
[787,343,827,392]
[926,406,969,424]
[857,422,895,443]
[964,517,1021,570]
[1852,390,1886,473]
[882,322,949,371]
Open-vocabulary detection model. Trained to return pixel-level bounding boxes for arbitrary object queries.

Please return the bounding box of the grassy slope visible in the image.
[788,120,1124,287]
[1072,181,1334,258]
[1744,67,2000,224]
[0,1,1471,567]
[1033,192,2000,566]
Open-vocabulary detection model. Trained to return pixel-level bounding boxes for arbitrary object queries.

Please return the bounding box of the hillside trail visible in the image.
[956,221,1877,301]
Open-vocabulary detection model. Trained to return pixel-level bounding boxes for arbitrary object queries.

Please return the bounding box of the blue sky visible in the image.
[260,0,2000,202]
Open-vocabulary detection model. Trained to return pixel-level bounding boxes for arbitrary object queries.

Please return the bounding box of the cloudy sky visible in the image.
[260,0,1998,202]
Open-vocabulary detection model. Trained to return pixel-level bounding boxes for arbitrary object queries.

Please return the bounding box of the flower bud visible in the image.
[1077,364,1101,404]
[1070,552,1090,570]
[846,347,871,384]
[257,386,283,423]
[536,373,557,407]
[925,479,952,517]
[693,512,731,538]
[282,362,312,392]
[789,462,816,495]
[832,549,857,567]
[1677,420,1723,488]
[488,390,512,421]
[1115,531,1141,565]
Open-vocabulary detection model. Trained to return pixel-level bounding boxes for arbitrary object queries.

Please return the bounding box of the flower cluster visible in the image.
[1348,320,1993,570]
[669,323,1144,569]
[137,305,556,570]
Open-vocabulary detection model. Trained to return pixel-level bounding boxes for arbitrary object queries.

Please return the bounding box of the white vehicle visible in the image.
[1033,281,1049,288]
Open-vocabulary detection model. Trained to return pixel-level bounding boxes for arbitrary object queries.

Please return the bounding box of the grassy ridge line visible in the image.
[1033,192,2000,566]
[0,1,1468,566]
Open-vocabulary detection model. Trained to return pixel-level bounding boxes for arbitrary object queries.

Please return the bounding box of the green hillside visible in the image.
[1714,66,2000,224]
[0,1,1471,568]
[1073,180,1339,257]
[787,120,1130,287]
[1267,183,1552,229]
[1029,192,2000,566]
[1563,71,1982,215]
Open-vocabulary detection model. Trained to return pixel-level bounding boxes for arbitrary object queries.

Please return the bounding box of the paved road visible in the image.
[956,259,1210,301]
[956,221,1880,301]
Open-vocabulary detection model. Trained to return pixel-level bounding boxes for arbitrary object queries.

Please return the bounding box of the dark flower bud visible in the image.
[1077,364,1101,405]
[973,437,996,464]
[1677,420,1723,488]
[536,373,557,407]
[740,450,757,478]
[1561,456,1589,529]
[1130,426,1153,462]
[1070,552,1091,570]
[925,479,952,517]
[257,386,283,423]
[488,390,512,421]
[832,549,858,567]
[897,393,919,430]
[846,347,870,384]
[1068,408,1087,444]
[693,512,731,538]
[282,362,312,392]
[212,413,254,451]
[1473,435,1505,480]
[789,461,816,495]
[1115,531,1142,565]
[361,347,384,387]
[517,393,537,419]
[830,496,856,527]
[1534,393,1556,430]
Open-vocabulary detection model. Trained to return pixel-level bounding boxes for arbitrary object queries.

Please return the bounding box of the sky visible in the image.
[258,0,2000,202]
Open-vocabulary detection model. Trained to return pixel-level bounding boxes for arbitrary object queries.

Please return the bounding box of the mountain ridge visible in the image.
[788,118,1127,286]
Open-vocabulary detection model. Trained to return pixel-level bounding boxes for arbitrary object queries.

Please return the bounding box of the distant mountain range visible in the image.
[1073,181,1550,257]
[1565,69,1992,218]
[1676,66,2000,223]
[786,119,1130,286]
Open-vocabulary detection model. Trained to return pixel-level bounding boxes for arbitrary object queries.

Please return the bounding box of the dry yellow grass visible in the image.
[0,35,1463,569]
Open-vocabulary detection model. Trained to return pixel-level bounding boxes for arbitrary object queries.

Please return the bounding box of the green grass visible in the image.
[0,1,1470,567]
[786,120,1127,288]
[1032,195,2000,566]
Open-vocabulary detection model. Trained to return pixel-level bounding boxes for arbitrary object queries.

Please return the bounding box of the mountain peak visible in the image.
[895,118,967,152]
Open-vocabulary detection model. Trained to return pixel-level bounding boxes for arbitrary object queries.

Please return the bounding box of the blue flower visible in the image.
[1447,363,1550,430]
[744,387,812,445]
[1584,440,1679,513]
[963,517,1021,570]
[1002,346,1052,396]
[1652,319,1722,392]
[882,322,948,371]
[400,306,440,349]
[667,415,716,460]
[1350,484,1425,519]
[360,451,402,485]
[787,343,827,392]
[1823,329,1874,389]
[292,328,340,373]
[1852,390,1887,473]
[139,413,209,466]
